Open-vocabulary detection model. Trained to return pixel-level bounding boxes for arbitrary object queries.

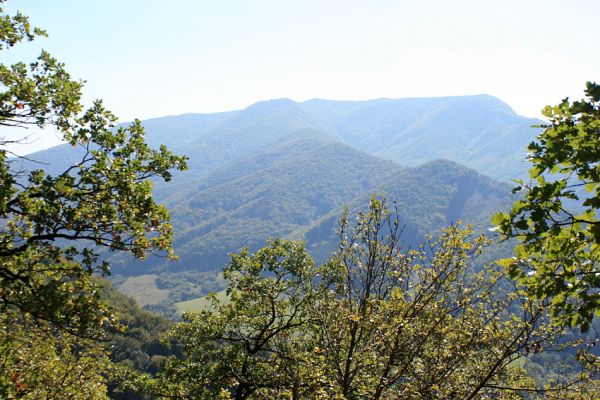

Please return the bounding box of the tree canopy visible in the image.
[493,82,600,331]
[0,1,186,397]
[0,0,186,334]
[140,198,596,400]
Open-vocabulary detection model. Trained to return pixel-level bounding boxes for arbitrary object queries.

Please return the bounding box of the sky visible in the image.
[2,0,599,154]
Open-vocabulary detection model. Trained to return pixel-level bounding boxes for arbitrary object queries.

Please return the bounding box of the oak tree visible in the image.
[148,198,590,399]
[493,82,600,331]
[0,1,186,397]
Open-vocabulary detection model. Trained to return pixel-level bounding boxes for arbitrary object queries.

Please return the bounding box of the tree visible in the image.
[0,0,186,334]
[146,197,592,400]
[0,1,186,396]
[493,82,600,331]
[149,239,321,399]
[0,320,112,399]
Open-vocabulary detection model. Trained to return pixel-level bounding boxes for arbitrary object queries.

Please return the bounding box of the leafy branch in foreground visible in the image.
[0,1,186,397]
[140,197,597,399]
[0,315,111,399]
[493,82,600,331]
[0,0,186,337]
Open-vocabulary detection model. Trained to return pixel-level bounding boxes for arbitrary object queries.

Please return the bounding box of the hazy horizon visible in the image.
[7,92,531,156]
[2,0,598,154]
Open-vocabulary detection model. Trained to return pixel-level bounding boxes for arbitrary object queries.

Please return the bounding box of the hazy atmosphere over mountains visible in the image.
[140,94,541,182]
[23,94,533,286]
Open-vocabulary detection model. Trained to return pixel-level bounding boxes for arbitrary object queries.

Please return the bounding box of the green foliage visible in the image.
[0,0,186,335]
[0,2,185,398]
[156,239,319,399]
[0,4,79,132]
[144,198,588,399]
[493,82,600,331]
[98,278,176,399]
[304,159,512,264]
[0,314,111,399]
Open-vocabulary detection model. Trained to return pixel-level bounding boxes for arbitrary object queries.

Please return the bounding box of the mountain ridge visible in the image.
[17,95,530,294]
[20,94,539,184]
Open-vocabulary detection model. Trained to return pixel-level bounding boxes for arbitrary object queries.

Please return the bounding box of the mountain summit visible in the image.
[138,94,540,181]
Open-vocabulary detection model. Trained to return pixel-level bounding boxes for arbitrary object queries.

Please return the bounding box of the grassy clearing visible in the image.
[175,290,229,314]
[118,274,170,306]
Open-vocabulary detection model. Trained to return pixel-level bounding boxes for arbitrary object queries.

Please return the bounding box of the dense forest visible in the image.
[1,2,599,399]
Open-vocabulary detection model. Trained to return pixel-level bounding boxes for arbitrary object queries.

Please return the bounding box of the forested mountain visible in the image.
[21,95,533,306]
[138,94,540,181]
[302,159,512,262]
[25,94,537,181]
[302,95,540,180]
[156,138,401,271]
[142,99,339,181]
[107,138,512,277]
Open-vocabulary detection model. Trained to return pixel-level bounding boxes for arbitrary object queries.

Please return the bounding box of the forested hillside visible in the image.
[112,152,515,314]
[18,95,535,308]
[23,94,539,181]
[303,159,512,262]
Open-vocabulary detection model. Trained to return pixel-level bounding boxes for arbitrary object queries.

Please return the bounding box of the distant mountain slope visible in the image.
[140,110,237,151]
[302,95,540,181]
[19,94,527,279]
[141,94,540,181]
[163,129,337,197]
[21,94,538,182]
[111,136,402,274]
[155,99,339,179]
[110,147,512,278]
[302,159,512,262]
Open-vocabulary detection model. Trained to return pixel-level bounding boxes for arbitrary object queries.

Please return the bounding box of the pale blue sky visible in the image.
[3,0,599,153]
